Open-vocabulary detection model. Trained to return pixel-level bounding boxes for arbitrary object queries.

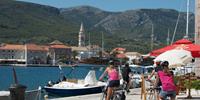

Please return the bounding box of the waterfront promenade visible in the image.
[47,88,200,100]
[48,88,141,100]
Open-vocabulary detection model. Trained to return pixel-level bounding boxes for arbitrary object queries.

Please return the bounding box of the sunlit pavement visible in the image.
[48,88,200,100]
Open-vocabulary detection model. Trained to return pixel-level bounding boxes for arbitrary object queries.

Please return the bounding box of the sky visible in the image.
[18,0,195,12]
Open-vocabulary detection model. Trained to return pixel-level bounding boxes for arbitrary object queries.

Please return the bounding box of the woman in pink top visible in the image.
[155,61,176,100]
[99,61,120,100]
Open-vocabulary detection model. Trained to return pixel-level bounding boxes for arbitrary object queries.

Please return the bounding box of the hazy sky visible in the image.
[18,0,195,12]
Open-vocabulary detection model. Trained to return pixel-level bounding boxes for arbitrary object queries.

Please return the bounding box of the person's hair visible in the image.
[160,61,169,67]
[160,61,169,70]
[109,60,114,65]
[125,63,129,67]
[155,60,161,66]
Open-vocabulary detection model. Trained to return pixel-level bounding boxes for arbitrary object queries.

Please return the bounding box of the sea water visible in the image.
[0,64,106,90]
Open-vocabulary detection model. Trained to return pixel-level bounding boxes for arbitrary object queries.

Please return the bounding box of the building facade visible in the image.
[49,40,72,65]
[0,41,72,65]
[0,44,25,64]
[26,44,48,64]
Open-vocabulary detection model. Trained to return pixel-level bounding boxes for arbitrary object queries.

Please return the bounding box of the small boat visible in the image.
[44,70,106,97]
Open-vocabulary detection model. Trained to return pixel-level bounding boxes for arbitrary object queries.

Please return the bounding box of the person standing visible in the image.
[122,63,132,93]
[99,61,120,100]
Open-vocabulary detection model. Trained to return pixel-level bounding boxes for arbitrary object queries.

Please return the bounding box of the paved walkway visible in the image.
[47,88,200,100]
[48,88,141,100]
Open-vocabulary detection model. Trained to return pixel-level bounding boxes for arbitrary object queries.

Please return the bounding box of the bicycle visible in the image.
[145,80,161,100]
[100,80,126,100]
[146,82,174,100]
[146,87,160,100]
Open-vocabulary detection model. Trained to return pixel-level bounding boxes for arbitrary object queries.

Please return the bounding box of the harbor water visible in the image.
[0,64,106,90]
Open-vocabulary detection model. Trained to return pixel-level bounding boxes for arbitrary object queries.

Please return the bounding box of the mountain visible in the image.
[0,0,78,44]
[0,0,195,53]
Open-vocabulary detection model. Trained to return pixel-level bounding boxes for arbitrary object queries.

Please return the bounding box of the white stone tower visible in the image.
[78,22,85,47]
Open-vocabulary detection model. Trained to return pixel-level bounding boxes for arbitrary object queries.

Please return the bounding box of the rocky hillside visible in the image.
[0,0,195,53]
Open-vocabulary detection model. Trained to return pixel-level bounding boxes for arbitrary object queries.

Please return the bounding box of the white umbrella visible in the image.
[154,49,193,68]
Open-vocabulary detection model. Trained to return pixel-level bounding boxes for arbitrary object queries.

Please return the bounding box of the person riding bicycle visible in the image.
[155,61,176,100]
[147,60,162,99]
[99,61,120,100]
[148,60,162,81]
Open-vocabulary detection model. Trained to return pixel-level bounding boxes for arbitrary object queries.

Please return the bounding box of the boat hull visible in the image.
[44,86,104,97]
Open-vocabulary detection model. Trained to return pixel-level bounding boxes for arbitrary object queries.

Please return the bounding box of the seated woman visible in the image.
[99,61,120,100]
[155,61,176,100]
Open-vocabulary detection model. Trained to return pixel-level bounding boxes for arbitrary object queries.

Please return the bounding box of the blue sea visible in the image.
[0,64,106,90]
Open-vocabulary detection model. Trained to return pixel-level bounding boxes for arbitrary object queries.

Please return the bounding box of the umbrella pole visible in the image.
[186,73,192,99]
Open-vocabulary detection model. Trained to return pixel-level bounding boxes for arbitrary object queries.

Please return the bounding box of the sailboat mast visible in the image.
[185,0,190,38]
[167,29,170,45]
[25,44,27,65]
[53,50,55,66]
[151,24,154,51]
[101,32,104,57]
[89,32,91,58]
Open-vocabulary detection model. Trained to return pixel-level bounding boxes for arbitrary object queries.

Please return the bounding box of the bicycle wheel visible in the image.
[112,93,120,100]
[112,91,126,100]
[146,89,156,100]
[100,92,106,100]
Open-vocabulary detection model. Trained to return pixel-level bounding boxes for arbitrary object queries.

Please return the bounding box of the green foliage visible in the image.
[183,80,200,90]
[191,80,200,90]
[0,1,195,54]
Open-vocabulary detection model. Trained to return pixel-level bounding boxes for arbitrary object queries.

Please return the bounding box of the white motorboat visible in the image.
[44,70,106,97]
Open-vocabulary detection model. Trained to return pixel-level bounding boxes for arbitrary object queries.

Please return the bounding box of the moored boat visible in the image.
[44,70,106,97]
[44,81,105,97]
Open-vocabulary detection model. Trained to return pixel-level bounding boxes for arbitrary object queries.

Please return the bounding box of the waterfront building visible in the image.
[49,40,72,65]
[71,46,88,60]
[26,44,48,64]
[0,41,72,65]
[71,45,103,60]
[0,44,25,64]
[0,43,48,64]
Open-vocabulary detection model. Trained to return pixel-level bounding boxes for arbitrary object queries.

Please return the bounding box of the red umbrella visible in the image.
[150,39,200,58]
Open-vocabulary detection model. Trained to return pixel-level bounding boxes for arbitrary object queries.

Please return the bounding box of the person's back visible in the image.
[99,62,120,100]
[122,64,131,81]
[157,61,176,100]
[158,71,176,91]
[108,67,119,81]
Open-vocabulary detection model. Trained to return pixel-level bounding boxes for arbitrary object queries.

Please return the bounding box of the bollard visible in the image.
[9,84,27,100]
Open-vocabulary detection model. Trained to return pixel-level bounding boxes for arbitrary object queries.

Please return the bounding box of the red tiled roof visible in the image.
[0,44,48,51]
[49,44,70,49]
[26,44,48,51]
[0,44,24,50]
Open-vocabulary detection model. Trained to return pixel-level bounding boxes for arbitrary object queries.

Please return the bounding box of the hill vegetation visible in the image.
[0,0,195,53]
